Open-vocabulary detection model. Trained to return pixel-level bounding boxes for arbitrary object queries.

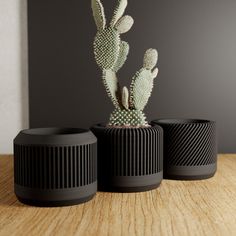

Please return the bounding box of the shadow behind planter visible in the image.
[151,119,217,180]
[91,124,163,192]
[14,128,97,207]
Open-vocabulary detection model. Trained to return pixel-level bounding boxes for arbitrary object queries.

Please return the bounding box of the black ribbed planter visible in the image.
[14,128,97,207]
[151,119,217,180]
[90,124,163,192]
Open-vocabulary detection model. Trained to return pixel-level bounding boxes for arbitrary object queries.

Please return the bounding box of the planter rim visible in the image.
[21,127,88,136]
[152,118,215,125]
[91,123,160,130]
[14,127,97,146]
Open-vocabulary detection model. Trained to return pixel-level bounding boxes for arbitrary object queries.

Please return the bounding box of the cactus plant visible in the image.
[92,0,159,127]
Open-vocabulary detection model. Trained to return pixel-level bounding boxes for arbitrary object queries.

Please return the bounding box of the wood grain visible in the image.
[0,154,235,236]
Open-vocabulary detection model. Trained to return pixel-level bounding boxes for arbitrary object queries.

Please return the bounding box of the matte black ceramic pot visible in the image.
[151,119,217,180]
[14,128,97,207]
[90,124,163,192]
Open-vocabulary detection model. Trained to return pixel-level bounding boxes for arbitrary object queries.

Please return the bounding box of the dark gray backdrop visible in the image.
[28,0,236,153]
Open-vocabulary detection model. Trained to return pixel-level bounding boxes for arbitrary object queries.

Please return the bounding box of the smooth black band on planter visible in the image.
[14,128,97,206]
[15,182,97,207]
[151,119,217,180]
[99,172,163,192]
[165,164,216,180]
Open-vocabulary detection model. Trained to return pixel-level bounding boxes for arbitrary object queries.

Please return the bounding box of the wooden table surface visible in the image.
[0,154,235,236]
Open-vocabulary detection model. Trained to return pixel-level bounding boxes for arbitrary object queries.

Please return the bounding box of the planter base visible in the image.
[15,182,97,207]
[98,172,163,192]
[16,194,95,207]
[164,163,217,180]
[164,173,215,181]
[99,183,161,193]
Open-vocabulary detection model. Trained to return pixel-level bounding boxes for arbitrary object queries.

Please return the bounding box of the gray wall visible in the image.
[28,0,236,153]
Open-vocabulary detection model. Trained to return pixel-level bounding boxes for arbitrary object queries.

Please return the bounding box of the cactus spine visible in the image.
[92,0,159,127]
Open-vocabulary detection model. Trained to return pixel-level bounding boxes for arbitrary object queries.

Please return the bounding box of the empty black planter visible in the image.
[90,124,163,192]
[151,119,217,180]
[14,128,97,207]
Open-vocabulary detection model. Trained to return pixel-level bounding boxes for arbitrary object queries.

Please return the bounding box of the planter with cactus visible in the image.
[91,0,163,192]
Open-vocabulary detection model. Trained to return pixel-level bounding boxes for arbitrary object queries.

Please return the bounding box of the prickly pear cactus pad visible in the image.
[130,49,159,110]
[94,28,120,70]
[91,0,159,127]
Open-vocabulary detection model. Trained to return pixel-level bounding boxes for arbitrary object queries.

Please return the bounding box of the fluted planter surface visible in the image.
[151,119,217,180]
[14,128,97,207]
[91,124,163,192]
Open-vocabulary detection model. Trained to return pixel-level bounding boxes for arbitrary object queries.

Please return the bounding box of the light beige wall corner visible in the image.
[0,0,28,154]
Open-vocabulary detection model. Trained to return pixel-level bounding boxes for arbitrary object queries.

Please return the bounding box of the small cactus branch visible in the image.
[130,49,158,111]
[102,69,121,108]
[122,86,129,109]
[91,0,106,31]
[143,48,158,70]
[113,41,129,72]
[115,15,134,34]
[152,67,159,79]
[110,0,128,26]
[129,69,154,110]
